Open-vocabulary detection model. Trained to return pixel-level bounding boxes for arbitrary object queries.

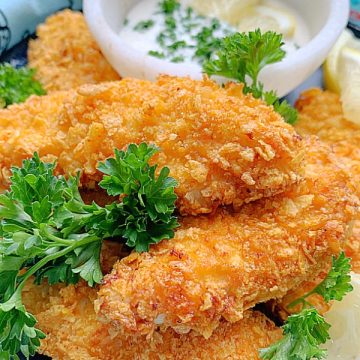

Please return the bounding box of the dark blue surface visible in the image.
[0,36,29,66]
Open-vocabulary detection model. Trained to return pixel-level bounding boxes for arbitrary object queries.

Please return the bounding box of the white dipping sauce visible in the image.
[119,0,310,67]
[120,0,232,66]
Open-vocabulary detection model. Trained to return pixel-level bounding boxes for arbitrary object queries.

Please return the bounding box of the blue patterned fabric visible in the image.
[0,0,82,56]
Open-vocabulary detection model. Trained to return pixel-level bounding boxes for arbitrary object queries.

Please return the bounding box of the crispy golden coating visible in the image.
[0,91,72,191]
[295,89,360,273]
[22,246,281,360]
[0,76,304,215]
[28,10,120,92]
[22,282,281,360]
[96,137,358,338]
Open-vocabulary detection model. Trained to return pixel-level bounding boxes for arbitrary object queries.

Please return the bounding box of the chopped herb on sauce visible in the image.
[144,0,232,63]
[134,19,155,32]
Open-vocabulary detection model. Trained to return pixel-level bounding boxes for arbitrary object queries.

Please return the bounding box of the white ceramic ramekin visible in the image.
[84,0,350,96]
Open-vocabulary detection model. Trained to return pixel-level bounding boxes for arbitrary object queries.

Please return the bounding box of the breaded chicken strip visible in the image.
[295,89,360,272]
[22,280,281,360]
[28,10,120,92]
[0,76,304,215]
[96,137,358,338]
[0,91,72,191]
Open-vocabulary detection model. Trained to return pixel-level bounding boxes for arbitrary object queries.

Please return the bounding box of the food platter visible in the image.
[0,1,359,360]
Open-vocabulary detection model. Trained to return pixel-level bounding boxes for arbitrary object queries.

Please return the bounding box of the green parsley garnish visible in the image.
[167,40,188,52]
[134,19,155,32]
[260,252,353,360]
[288,252,353,309]
[160,0,180,14]
[0,143,178,359]
[148,50,166,59]
[147,0,231,64]
[203,30,298,124]
[193,21,223,62]
[0,63,46,108]
[171,55,185,63]
[260,308,330,360]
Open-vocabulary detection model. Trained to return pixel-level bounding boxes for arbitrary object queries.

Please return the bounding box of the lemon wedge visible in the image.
[323,29,360,93]
[339,47,360,126]
[325,273,360,359]
[190,0,260,25]
[324,30,360,125]
[236,4,296,38]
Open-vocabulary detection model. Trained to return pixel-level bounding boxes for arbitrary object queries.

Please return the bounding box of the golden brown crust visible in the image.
[28,10,120,92]
[0,76,304,215]
[0,91,72,191]
[96,137,358,338]
[22,280,281,360]
[295,89,360,273]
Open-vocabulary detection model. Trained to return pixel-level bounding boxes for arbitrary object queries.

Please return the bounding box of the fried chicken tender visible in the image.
[96,137,358,338]
[0,76,304,215]
[0,91,72,191]
[295,89,360,273]
[22,282,281,360]
[28,10,120,92]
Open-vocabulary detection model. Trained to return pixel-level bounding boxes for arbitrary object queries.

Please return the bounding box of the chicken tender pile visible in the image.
[1,15,359,358]
[0,76,304,215]
[28,10,120,92]
[294,89,360,272]
[0,76,358,359]
[96,138,358,338]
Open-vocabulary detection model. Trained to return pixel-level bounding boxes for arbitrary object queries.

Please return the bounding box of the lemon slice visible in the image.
[323,29,360,93]
[325,273,360,359]
[323,29,360,125]
[338,47,360,125]
[190,0,260,25]
[236,5,296,38]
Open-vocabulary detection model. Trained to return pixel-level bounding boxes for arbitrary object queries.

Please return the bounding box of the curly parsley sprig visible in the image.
[260,252,353,360]
[288,252,353,310]
[203,30,298,124]
[98,143,179,252]
[0,63,46,108]
[0,143,178,359]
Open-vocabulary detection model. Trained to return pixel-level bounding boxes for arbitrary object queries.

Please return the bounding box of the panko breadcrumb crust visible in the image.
[28,10,120,92]
[21,243,282,360]
[294,89,360,273]
[0,76,304,215]
[0,90,71,191]
[96,137,358,338]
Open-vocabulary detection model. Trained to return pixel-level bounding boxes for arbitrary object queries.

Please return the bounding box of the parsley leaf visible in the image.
[203,30,298,124]
[159,0,180,14]
[314,252,353,302]
[0,143,178,358]
[148,50,166,59]
[98,143,179,252]
[193,21,223,62]
[134,20,155,32]
[260,252,353,360]
[0,306,46,360]
[0,63,46,108]
[264,91,298,125]
[259,308,330,360]
[288,252,353,309]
